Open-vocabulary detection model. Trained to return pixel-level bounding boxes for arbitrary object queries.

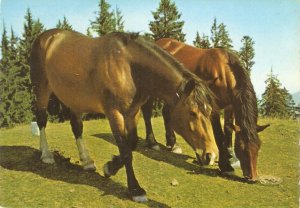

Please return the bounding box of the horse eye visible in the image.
[189,111,198,118]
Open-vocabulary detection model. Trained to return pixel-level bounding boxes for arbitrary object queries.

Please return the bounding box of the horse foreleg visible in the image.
[211,113,234,174]
[104,109,147,202]
[70,112,96,171]
[162,104,182,154]
[141,98,160,151]
[224,106,234,149]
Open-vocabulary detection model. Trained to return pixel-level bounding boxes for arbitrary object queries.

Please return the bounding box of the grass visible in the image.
[0,117,299,208]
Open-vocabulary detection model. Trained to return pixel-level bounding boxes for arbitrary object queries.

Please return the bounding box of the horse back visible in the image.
[156,38,237,108]
[30,29,136,114]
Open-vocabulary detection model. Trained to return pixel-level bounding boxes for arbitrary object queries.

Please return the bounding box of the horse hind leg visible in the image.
[70,112,96,171]
[34,84,55,164]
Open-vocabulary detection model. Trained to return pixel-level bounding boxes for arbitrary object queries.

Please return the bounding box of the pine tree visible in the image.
[149,0,185,41]
[260,68,296,118]
[239,36,255,75]
[193,31,211,49]
[210,18,233,49]
[0,25,10,127]
[56,16,73,31]
[113,7,124,32]
[8,9,45,125]
[210,18,220,47]
[90,0,115,36]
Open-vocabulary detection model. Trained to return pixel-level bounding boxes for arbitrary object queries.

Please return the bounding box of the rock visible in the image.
[171,178,179,186]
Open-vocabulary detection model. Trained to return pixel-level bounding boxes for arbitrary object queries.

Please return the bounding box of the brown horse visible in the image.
[30,29,217,202]
[142,38,269,182]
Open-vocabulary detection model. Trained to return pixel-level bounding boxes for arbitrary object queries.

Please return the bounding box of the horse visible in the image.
[30,29,218,202]
[141,38,269,182]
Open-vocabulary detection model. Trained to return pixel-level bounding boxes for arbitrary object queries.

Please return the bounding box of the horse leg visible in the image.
[211,113,234,173]
[103,109,147,202]
[224,106,234,149]
[141,98,160,151]
[34,88,55,164]
[162,104,182,154]
[224,106,240,167]
[70,112,96,171]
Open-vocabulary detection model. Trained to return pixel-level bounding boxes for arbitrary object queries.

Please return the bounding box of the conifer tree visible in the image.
[149,0,185,41]
[260,68,296,118]
[210,18,233,49]
[113,7,124,32]
[9,9,45,125]
[90,0,116,36]
[193,31,211,49]
[239,36,255,75]
[56,16,73,31]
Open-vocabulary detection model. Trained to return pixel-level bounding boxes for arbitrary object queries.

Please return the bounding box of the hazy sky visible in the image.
[1,0,299,97]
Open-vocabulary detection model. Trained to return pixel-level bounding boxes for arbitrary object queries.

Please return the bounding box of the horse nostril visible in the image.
[205,153,212,165]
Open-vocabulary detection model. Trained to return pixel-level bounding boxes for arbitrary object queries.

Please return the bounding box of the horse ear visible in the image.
[257,124,270,132]
[183,79,196,97]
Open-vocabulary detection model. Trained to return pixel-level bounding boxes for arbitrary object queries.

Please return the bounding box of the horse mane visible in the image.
[227,51,260,146]
[133,36,217,113]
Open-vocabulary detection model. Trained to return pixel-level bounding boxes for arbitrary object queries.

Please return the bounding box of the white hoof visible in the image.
[151,144,160,151]
[132,195,148,202]
[231,160,240,168]
[41,152,55,164]
[83,162,96,171]
[171,146,182,154]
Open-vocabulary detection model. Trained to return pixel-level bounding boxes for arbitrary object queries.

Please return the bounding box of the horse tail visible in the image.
[227,51,260,144]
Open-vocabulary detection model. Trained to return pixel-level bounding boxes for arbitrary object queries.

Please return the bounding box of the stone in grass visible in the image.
[258,175,282,185]
[171,178,179,186]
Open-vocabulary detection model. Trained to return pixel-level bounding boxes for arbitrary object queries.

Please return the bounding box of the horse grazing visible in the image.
[30,29,217,202]
[142,38,269,182]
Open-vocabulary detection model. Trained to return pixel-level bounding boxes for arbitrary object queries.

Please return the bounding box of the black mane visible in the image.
[228,52,260,146]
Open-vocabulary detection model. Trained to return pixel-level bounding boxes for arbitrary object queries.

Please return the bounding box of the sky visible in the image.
[0,0,299,97]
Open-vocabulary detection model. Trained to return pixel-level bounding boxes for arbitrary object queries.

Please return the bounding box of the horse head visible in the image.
[170,79,218,165]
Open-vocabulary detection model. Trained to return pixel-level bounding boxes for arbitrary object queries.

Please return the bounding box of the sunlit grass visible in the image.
[0,117,298,207]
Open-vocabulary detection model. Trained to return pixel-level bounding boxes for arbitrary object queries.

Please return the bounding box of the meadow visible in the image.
[0,117,298,207]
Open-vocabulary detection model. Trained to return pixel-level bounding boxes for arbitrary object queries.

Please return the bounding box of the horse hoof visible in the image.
[151,144,160,151]
[41,152,55,164]
[103,163,111,178]
[171,146,182,154]
[83,163,96,171]
[231,160,240,168]
[132,195,148,202]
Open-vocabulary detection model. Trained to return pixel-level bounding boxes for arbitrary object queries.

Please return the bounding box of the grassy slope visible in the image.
[0,118,298,208]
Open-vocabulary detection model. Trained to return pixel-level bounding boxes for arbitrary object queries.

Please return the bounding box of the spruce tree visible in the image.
[149,0,185,41]
[11,9,45,125]
[193,31,211,49]
[90,0,115,36]
[56,16,73,31]
[239,36,255,75]
[113,7,124,32]
[210,18,233,49]
[260,68,296,118]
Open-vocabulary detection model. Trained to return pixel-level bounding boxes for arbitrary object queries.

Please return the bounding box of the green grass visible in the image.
[0,117,299,208]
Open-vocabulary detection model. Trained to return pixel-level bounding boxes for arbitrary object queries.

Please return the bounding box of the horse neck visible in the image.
[128,42,184,105]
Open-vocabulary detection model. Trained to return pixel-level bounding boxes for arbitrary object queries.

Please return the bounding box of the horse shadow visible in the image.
[0,145,170,208]
[92,133,247,183]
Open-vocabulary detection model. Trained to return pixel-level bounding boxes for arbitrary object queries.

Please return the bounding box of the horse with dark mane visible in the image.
[142,38,269,182]
[30,29,217,202]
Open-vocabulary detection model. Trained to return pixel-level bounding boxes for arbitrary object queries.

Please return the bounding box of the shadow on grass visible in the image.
[0,145,171,208]
[93,133,250,184]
